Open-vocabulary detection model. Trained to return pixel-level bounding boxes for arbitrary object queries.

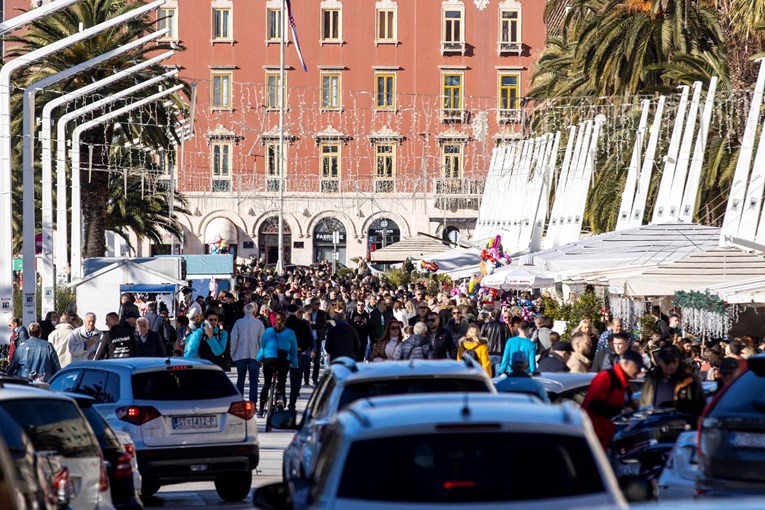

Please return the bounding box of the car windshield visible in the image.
[338,378,490,411]
[132,369,238,401]
[336,432,604,502]
[0,399,100,458]
[708,370,765,417]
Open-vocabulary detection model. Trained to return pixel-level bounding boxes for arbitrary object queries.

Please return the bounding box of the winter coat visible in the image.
[567,351,592,373]
[392,334,435,361]
[481,320,510,355]
[135,330,166,358]
[325,321,361,362]
[582,363,630,450]
[7,337,61,382]
[255,327,298,367]
[499,336,537,375]
[48,323,75,367]
[538,352,571,373]
[431,328,457,359]
[230,315,265,361]
[457,339,492,376]
[639,363,706,416]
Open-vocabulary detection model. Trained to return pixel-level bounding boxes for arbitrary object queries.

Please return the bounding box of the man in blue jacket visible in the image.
[183,310,228,368]
[7,322,60,382]
[256,311,298,417]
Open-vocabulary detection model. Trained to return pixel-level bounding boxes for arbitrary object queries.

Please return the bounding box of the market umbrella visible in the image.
[480,266,554,290]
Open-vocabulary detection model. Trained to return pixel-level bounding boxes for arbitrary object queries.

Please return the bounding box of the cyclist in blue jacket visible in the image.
[256,311,298,417]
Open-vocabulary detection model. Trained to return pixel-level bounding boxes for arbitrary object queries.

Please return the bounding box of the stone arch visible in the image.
[197,210,248,238]
[251,211,303,238]
[360,210,412,238]
[305,210,358,239]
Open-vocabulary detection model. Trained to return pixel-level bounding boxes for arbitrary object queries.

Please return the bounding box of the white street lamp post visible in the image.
[26,30,167,319]
[69,84,184,278]
[0,0,166,331]
[43,50,175,286]
[0,0,80,35]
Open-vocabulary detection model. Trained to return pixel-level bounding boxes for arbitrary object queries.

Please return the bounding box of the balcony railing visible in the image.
[497,108,523,124]
[497,41,522,55]
[320,179,340,193]
[440,40,466,55]
[441,108,467,123]
[374,179,395,193]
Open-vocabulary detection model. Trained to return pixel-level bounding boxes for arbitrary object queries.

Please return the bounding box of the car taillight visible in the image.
[123,442,136,458]
[98,460,110,493]
[696,379,735,458]
[228,401,255,421]
[116,406,161,425]
[50,467,70,506]
[115,453,133,479]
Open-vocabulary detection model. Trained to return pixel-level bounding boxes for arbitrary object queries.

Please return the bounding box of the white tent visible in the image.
[370,234,452,263]
[481,266,555,290]
[699,276,765,305]
[623,247,765,297]
[418,247,482,279]
[518,223,720,274]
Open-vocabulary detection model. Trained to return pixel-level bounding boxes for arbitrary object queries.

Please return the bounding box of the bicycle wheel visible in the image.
[265,377,276,432]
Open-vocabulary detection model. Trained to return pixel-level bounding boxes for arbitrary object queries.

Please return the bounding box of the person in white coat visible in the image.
[69,312,102,362]
[230,303,266,405]
[48,313,75,368]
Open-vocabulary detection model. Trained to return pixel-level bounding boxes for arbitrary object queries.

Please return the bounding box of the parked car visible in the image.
[271,357,495,481]
[657,431,698,500]
[0,433,26,510]
[0,382,113,510]
[112,430,141,499]
[47,358,258,502]
[64,393,141,510]
[697,355,765,497]
[255,394,627,509]
[535,372,596,404]
[0,404,72,510]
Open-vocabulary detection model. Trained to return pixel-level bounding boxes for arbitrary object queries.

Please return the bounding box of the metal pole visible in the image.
[0,0,79,35]
[69,85,184,278]
[276,0,286,274]
[26,30,167,320]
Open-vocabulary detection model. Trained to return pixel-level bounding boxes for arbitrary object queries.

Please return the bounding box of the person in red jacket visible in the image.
[582,349,643,450]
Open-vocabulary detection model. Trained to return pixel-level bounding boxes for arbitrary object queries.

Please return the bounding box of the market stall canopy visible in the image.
[417,247,482,278]
[370,234,452,263]
[694,276,765,305]
[518,223,720,274]
[623,247,765,297]
[481,266,555,290]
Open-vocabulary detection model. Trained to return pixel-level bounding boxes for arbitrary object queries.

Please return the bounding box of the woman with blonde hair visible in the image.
[456,325,492,376]
[371,321,404,361]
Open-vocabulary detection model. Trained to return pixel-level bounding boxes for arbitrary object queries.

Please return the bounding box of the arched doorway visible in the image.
[313,217,347,265]
[258,216,291,265]
[367,217,400,254]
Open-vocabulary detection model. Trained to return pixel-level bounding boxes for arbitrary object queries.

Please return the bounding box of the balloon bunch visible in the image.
[208,235,230,255]
[479,235,512,275]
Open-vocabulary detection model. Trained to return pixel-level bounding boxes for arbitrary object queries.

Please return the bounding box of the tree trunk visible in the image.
[80,128,112,259]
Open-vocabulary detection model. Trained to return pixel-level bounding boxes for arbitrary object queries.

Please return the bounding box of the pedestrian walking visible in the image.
[48,313,75,368]
[7,323,60,382]
[393,322,435,360]
[324,310,361,362]
[499,322,537,375]
[285,304,313,411]
[69,312,101,362]
[135,317,166,357]
[256,311,298,418]
[230,303,266,406]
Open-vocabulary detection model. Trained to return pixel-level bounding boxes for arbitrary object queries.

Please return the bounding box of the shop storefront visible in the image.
[368,218,400,254]
[258,216,291,265]
[313,218,347,265]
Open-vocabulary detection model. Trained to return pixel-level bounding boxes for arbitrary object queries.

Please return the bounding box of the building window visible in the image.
[499,9,521,54]
[376,8,396,43]
[498,72,521,122]
[211,71,232,109]
[375,72,396,110]
[265,142,284,191]
[441,143,462,179]
[375,142,395,193]
[266,71,284,109]
[267,7,282,42]
[441,5,465,54]
[321,72,342,110]
[441,73,464,121]
[212,8,232,40]
[321,8,341,42]
[158,7,178,40]
[212,142,232,192]
[320,143,340,192]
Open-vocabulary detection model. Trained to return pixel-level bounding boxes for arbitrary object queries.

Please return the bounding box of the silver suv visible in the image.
[270,357,495,481]
[256,394,626,509]
[47,358,258,502]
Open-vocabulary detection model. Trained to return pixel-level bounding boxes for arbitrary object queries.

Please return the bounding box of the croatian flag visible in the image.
[285,0,308,72]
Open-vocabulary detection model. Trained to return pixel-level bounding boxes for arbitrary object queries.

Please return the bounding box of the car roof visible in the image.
[534,372,596,393]
[338,394,585,436]
[64,357,219,372]
[329,358,491,384]
[0,382,76,402]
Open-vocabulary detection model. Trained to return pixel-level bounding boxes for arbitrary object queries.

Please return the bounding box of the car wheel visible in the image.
[141,477,161,497]
[214,472,252,502]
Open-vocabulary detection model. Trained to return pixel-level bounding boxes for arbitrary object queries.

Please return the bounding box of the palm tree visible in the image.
[5,0,187,259]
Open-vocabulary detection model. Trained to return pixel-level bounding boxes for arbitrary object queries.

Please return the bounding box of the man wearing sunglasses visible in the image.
[427,313,457,360]
[639,344,705,416]
[408,301,430,327]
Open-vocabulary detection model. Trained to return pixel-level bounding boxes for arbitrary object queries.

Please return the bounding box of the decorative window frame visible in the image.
[375,0,398,45]
[496,69,523,123]
[264,68,288,111]
[498,0,522,55]
[373,69,398,111]
[319,141,342,193]
[319,67,345,111]
[209,67,235,111]
[158,2,178,41]
[265,0,290,45]
[211,0,234,44]
[440,68,466,123]
[441,0,465,55]
[320,0,343,45]
[315,125,352,145]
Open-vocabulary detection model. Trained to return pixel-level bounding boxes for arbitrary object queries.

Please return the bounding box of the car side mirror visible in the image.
[268,409,299,430]
[252,481,292,510]
[619,476,656,502]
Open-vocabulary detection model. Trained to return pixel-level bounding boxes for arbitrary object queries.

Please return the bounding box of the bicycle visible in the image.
[264,370,285,432]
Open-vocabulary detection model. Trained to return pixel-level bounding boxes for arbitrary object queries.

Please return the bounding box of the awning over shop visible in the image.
[623,247,765,297]
[699,276,765,305]
[370,234,452,263]
[205,217,238,244]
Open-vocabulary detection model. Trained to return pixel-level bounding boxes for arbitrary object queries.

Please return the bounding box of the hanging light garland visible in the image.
[673,290,738,338]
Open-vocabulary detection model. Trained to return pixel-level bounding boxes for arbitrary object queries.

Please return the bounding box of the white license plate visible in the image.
[730,432,765,449]
[172,416,218,430]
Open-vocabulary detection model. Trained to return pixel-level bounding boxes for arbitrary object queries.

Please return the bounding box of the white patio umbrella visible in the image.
[481,267,555,290]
